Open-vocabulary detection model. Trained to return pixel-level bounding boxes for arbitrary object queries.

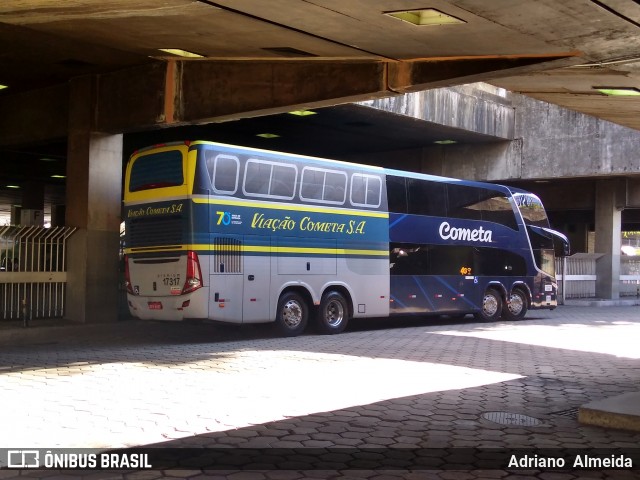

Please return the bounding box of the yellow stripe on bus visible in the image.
[125,245,389,256]
[192,197,389,218]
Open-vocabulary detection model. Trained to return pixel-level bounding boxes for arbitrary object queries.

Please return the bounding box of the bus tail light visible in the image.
[182,251,203,294]
[124,255,135,295]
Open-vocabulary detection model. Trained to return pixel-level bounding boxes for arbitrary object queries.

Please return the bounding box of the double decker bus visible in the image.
[123,141,569,336]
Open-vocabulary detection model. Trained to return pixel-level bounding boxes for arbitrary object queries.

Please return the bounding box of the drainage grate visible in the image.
[482,411,543,427]
[551,407,579,418]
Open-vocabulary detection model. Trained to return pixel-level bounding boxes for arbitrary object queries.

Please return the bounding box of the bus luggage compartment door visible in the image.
[208,235,272,323]
[209,235,243,323]
[242,235,271,322]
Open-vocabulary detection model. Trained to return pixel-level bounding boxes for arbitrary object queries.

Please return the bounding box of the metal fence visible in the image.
[556,253,640,301]
[0,226,76,320]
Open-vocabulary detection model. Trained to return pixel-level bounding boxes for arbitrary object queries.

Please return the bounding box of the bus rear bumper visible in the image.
[530,295,558,310]
[127,288,208,320]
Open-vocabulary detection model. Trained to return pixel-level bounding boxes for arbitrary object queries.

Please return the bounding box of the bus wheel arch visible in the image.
[503,286,529,321]
[275,287,312,337]
[474,286,503,322]
[316,286,352,335]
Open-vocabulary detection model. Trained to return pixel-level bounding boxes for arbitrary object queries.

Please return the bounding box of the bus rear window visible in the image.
[129,150,184,192]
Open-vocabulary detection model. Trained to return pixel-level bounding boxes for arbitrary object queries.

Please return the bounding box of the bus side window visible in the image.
[351,173,382,208]
[300,167,347,205]
[408,179,446,216]
[244,161,271,195]
[447,184,482,221]
[386,176,408,213]
[325,171,347,204]
[300,168,324,200]
[390,244,430,276]
[209,154,240,195]
[243,160,297,199]
[429,245,473,275]
[479,193,518,230]
[270,164,297,198]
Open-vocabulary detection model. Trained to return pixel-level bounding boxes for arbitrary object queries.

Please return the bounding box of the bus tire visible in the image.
[503,289,528,321]
[474,288,502,322]
[275,291,308,337]
[316,291,349,335]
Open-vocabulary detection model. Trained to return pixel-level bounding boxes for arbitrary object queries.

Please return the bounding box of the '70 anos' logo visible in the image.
[216,211,242,226]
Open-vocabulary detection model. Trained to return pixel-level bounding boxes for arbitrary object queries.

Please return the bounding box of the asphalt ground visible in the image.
[0,305,639,479]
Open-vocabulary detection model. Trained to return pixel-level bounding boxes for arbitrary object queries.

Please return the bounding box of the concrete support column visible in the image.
[65,76,123,323]
[595,180,622,299]
[20,180,45,226]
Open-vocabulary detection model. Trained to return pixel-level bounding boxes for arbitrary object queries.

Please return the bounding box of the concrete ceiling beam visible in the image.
[388,53,582,93]
[0,53,582,145]
[0,85,69,147]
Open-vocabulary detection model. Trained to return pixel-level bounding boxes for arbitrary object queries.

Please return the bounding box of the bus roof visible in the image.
[382,166,514,195]
[132,140,519,196]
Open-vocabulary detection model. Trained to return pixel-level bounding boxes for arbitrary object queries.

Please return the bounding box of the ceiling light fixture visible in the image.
[51,174,66,179]
[158,48,204,58]
[594,87,640,96]
[434,139,457,145]
[385,9,465,26]
[6,185,20,189]
[0,84,8,90]
[256,133,280,139]
[288,110,317,116]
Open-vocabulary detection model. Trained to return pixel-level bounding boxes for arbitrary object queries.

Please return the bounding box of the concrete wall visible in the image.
[513,95,640,181]
[359,83,515,140]
[355,83,640,184]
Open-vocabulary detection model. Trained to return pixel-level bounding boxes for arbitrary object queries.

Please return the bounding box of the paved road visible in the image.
[0,305,639,479]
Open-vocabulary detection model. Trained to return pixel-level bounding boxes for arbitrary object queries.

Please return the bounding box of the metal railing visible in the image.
[0,226,76,321]
[620,255,640,297]
[556,253,640,301]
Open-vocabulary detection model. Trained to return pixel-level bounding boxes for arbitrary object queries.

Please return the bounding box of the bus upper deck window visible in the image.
[351,173,381,208]
[129,150,183,192]
[210,154,240,195]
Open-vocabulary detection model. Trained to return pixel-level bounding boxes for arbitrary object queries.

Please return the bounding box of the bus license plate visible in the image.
[148,301,163,310]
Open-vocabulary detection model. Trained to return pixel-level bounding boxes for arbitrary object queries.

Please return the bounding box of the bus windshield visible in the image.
[514,192,559,276]
[514,193,549,228]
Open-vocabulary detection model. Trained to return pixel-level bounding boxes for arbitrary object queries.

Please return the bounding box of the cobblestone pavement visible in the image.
[0,305,639,479]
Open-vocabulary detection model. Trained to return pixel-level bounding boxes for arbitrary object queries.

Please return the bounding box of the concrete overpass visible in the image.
[1,1,640,322]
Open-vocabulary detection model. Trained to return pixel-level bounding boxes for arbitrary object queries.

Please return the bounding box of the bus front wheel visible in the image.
[316,291,349,335]
[474,288,502,322]
[503,289,528,321]
[275,291,308,337]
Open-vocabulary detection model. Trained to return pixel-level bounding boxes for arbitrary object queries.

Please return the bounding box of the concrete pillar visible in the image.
[51,205,66,227]
[65,76,123,323]
[20,180,45,226]
[10,205,21,226]
[594,180,622,299]
[22,181,44,210]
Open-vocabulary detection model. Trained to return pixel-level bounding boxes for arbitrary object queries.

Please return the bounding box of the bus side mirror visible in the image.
[549,230,570,257]
[558,239,570,257]
[531,225,570,257]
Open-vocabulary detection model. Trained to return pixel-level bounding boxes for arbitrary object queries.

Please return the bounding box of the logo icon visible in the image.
[216,211,231,226]
[7,450,40,468]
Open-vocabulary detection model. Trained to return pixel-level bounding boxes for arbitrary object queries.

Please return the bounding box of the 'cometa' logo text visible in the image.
[439,221,493,243]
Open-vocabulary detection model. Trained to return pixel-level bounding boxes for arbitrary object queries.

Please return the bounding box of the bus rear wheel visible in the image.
[503,289,528,321]
[474,288,502,322]
[275,291,308,337]
[316,291,349,335]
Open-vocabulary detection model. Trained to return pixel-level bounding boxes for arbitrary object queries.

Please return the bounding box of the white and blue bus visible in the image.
[123,141,569,336]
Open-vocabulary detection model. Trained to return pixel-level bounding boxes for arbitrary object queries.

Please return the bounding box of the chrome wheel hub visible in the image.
[508,293,524,315]
[483,294,499,317]
[282,300,303,328]
[325,300,344,327]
